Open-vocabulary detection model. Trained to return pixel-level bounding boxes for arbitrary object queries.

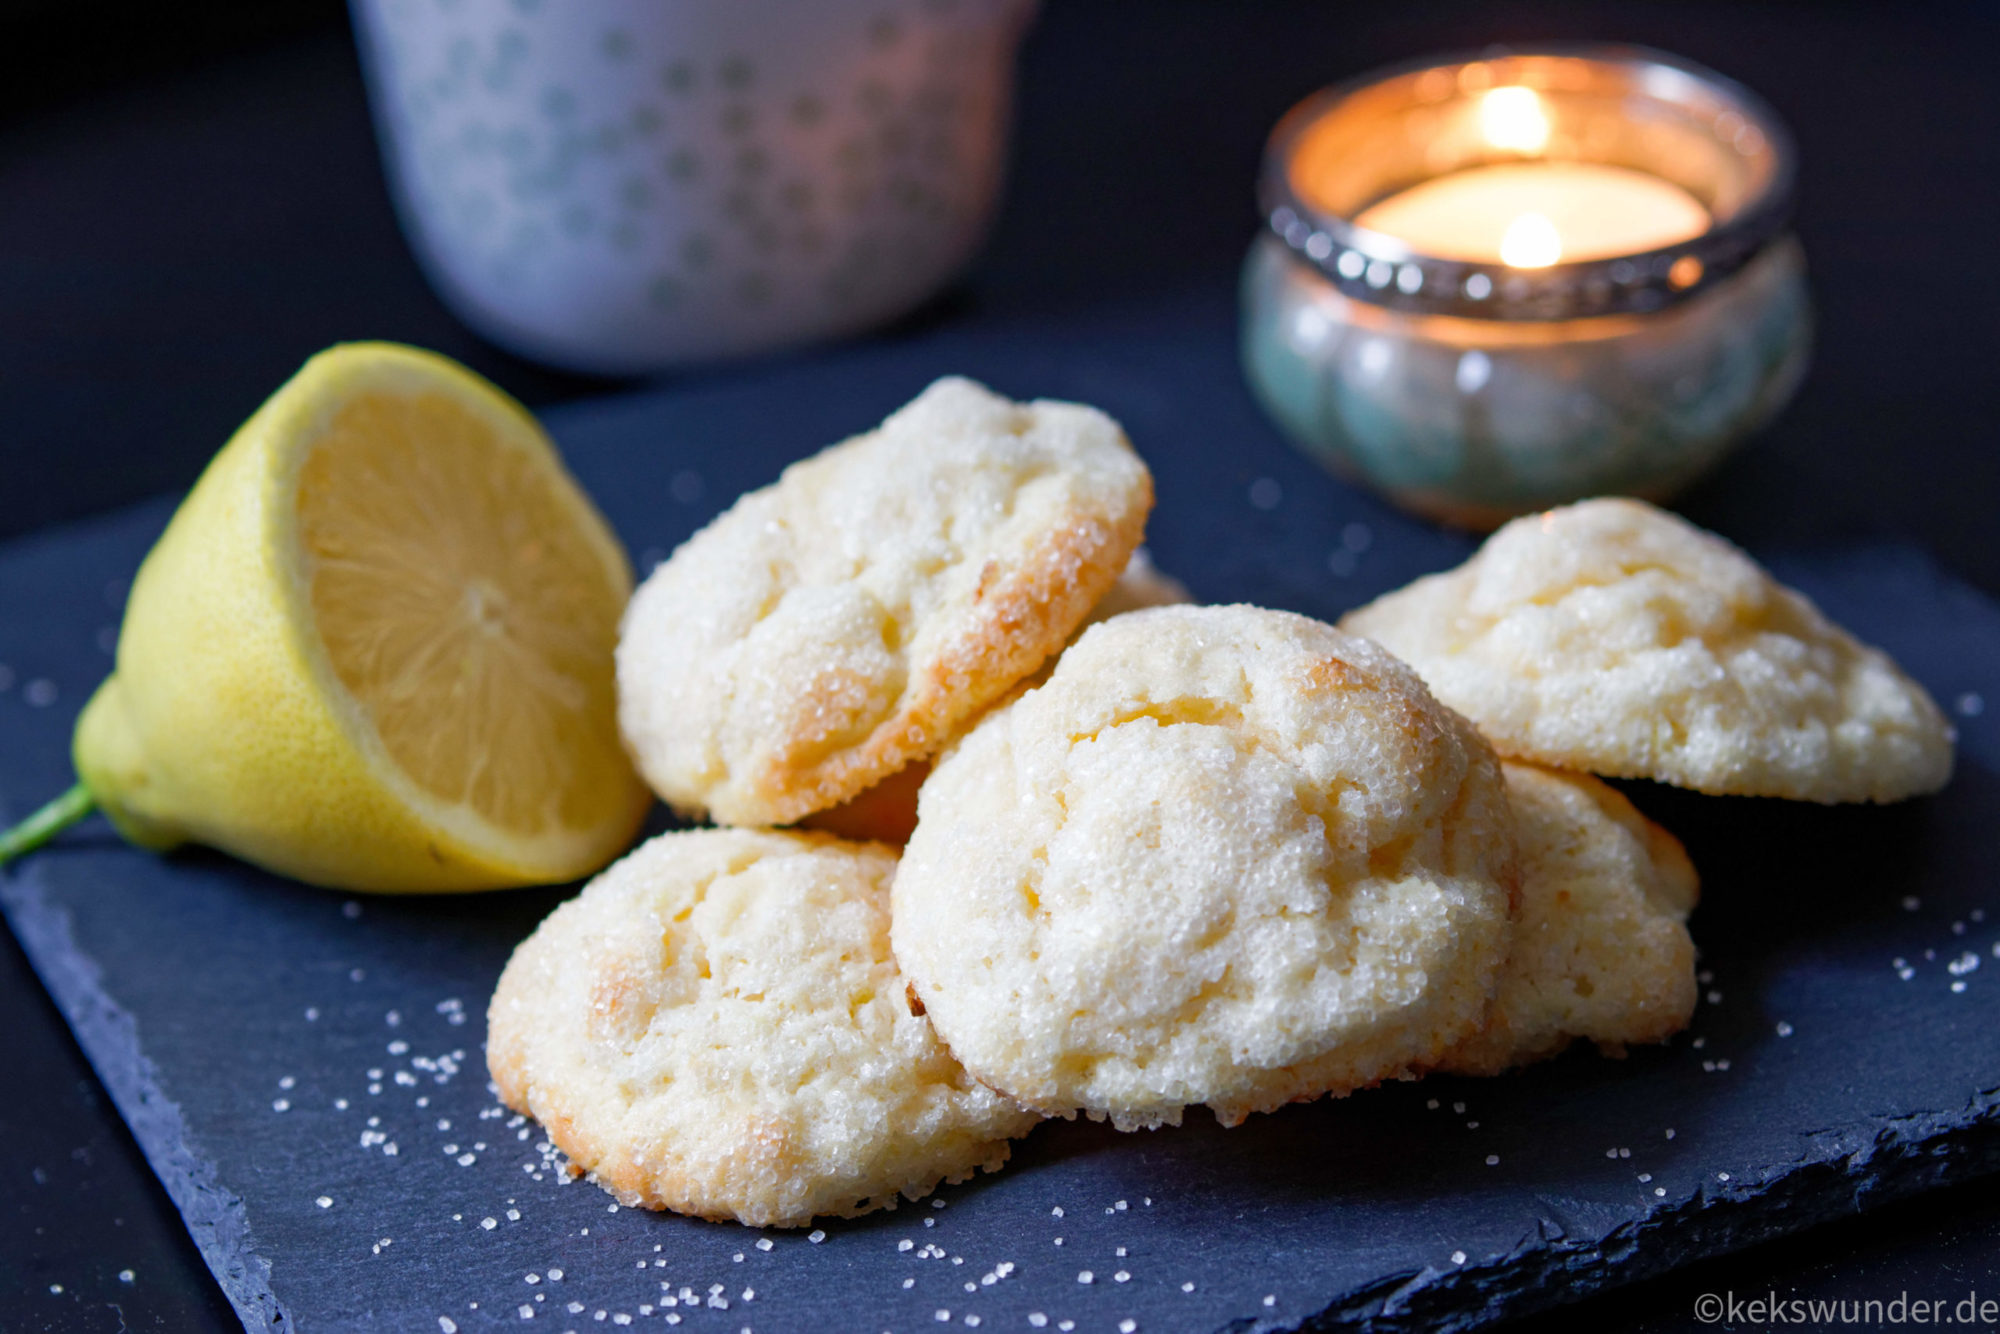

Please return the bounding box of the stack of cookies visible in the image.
[487,379,1955,1228]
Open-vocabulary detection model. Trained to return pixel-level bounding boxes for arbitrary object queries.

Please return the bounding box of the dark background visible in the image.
[2,1,1996,1330]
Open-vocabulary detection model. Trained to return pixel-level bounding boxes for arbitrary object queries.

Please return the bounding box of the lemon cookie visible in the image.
[619,378,1153,827]
[892,605,1519,1130]
[1340,498,1953,803]
[800,550,1193,846]
[1442,763,1698,1076]
[487,828,1039,1227]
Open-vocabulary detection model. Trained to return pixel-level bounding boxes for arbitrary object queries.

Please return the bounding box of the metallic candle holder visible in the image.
[1242,46,1811,528]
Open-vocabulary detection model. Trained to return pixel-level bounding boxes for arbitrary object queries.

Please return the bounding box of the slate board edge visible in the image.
[9,821,2000,1334]
[1,863,292,1333]
[1308,1090,2000,1333]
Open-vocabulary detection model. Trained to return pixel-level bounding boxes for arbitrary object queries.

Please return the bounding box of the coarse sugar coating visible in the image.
[617,377,1153,827]
[1339,498,1954,804]
[487,828,1039,1227]
[799,549,1194,846]
[1441,763,1699,1076]
[891,604,1519,1130]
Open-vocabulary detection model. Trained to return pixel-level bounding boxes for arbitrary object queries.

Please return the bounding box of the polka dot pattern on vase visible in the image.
[352,0,1037,374]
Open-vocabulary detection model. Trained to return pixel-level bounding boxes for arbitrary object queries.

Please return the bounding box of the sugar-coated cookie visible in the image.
[800,549,1193,846]
[487,829,1039,1227]
[892,605,1519,1130]
[1441,763,1698,1076]
[1340,498,1953,803]
[619,378,1153,827]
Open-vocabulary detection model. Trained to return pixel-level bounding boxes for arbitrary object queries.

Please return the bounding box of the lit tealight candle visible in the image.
[1352,89,1711,268]
[1247,49,1810,527]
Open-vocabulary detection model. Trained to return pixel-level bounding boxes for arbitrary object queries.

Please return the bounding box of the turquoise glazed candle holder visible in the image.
[1242,47,1811,529]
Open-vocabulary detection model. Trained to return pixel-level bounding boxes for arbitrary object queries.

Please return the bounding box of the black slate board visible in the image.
[3,287,1998,1333]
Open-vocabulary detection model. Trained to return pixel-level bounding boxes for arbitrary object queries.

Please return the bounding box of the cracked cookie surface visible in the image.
[1340,498,1953,803]
[488,828,1039,1227]
[891,605,1518,1130]
[618,377,1152,827]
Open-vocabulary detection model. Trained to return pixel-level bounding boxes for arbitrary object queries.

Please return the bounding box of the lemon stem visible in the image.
[0,783,95,868]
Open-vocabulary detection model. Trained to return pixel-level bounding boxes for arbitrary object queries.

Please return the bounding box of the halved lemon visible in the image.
[70,342,650,891]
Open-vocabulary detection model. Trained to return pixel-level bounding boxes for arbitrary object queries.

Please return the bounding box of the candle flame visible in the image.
[1480,87,1550,153]
[1499,212,1563,268]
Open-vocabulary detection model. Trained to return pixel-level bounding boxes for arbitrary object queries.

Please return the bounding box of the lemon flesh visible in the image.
[74,343,649,891]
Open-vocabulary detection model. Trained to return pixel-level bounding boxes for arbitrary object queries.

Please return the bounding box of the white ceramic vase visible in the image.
[350,0,1037,374]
